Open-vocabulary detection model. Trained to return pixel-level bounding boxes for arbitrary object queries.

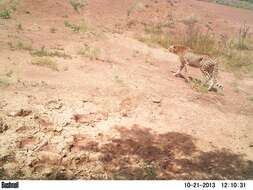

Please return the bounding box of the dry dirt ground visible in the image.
[0,0,253,179]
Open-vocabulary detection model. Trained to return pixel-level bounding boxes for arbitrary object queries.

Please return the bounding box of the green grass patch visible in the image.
[31,47,72,59]
[64,20,89,33]
[207,0,253,10]
[0,9,10,19]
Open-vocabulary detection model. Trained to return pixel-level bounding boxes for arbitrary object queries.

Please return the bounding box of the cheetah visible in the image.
[169,45,223,91]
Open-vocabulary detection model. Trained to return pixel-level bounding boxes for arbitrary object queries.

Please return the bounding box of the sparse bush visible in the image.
[127,0,144,16]
[237,24,251,50]
[64,20,89,33]
[31,47,71,59]
[144,23,163,35]
[0,71,14,87]
[64,20,81,32]
[181,15,219,55]
[0,10,11,19]
[221,48,253,76]
[8,41,32,51]
[31,57,58,71]
[69,0,87,12]
[137,33,172,48]
[0,77,10,87]
[136,16,253,77]
[78,44,100,60]
[189,77,209,93]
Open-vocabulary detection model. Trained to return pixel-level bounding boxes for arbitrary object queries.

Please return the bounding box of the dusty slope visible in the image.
[0,0,253,179]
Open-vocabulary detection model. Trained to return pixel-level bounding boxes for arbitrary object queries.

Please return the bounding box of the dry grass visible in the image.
[0,77,10,87]
[31,57,58,71]
[64,20,90,34]
[136,17,253,77]
[188,77,209,93]
[31,47,72,59]
[69,0,87,12]
[8,41,33,51]
[0,70,14,87]
[78,44,100,60]
[127,0,144,16]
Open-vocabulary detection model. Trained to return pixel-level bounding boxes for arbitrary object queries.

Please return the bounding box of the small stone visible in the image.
[55,126,63,132]
[152,96,162,104]
[170,163,182,173]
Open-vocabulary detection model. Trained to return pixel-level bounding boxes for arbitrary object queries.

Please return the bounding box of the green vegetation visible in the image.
[64,20,89,33]
[31,47,72,59]
[0,9,10,19]
[78,44,100,60]
[0,0,19,19]
[69,0,87,12]
[7,41,72,60]
[136,17,253,77]
[31,57,58,71]
[189,77,210,93]
[208,0,253,10]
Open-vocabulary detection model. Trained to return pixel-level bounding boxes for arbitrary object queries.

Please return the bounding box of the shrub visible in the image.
[0,10,11,19]
[69,0,87,12]
[78,44,100,60]
[31,57,58,71]
[31,47,71,59]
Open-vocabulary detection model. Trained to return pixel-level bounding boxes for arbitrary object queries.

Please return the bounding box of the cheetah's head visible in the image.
[168,45,190,54]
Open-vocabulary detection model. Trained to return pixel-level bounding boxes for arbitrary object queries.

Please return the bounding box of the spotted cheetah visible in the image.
[169,45,223,91]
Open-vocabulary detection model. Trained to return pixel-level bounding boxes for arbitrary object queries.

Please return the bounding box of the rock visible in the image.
[9,109,32,117]
[45,99,63,111]
[2,163,19,178]
[37,151,62,165]
[72,112,108,125]
[170,163,182,173]
[0,118,9,133]
[55,126,63,132]
[151,96,162,104]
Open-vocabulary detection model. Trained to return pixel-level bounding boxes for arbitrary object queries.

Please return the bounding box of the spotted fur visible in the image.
[169,45,223,91]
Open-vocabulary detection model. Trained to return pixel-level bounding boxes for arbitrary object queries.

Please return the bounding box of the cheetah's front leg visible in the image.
[183,57,190,81]
[173,61,185,77]
[200,67,212,87]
